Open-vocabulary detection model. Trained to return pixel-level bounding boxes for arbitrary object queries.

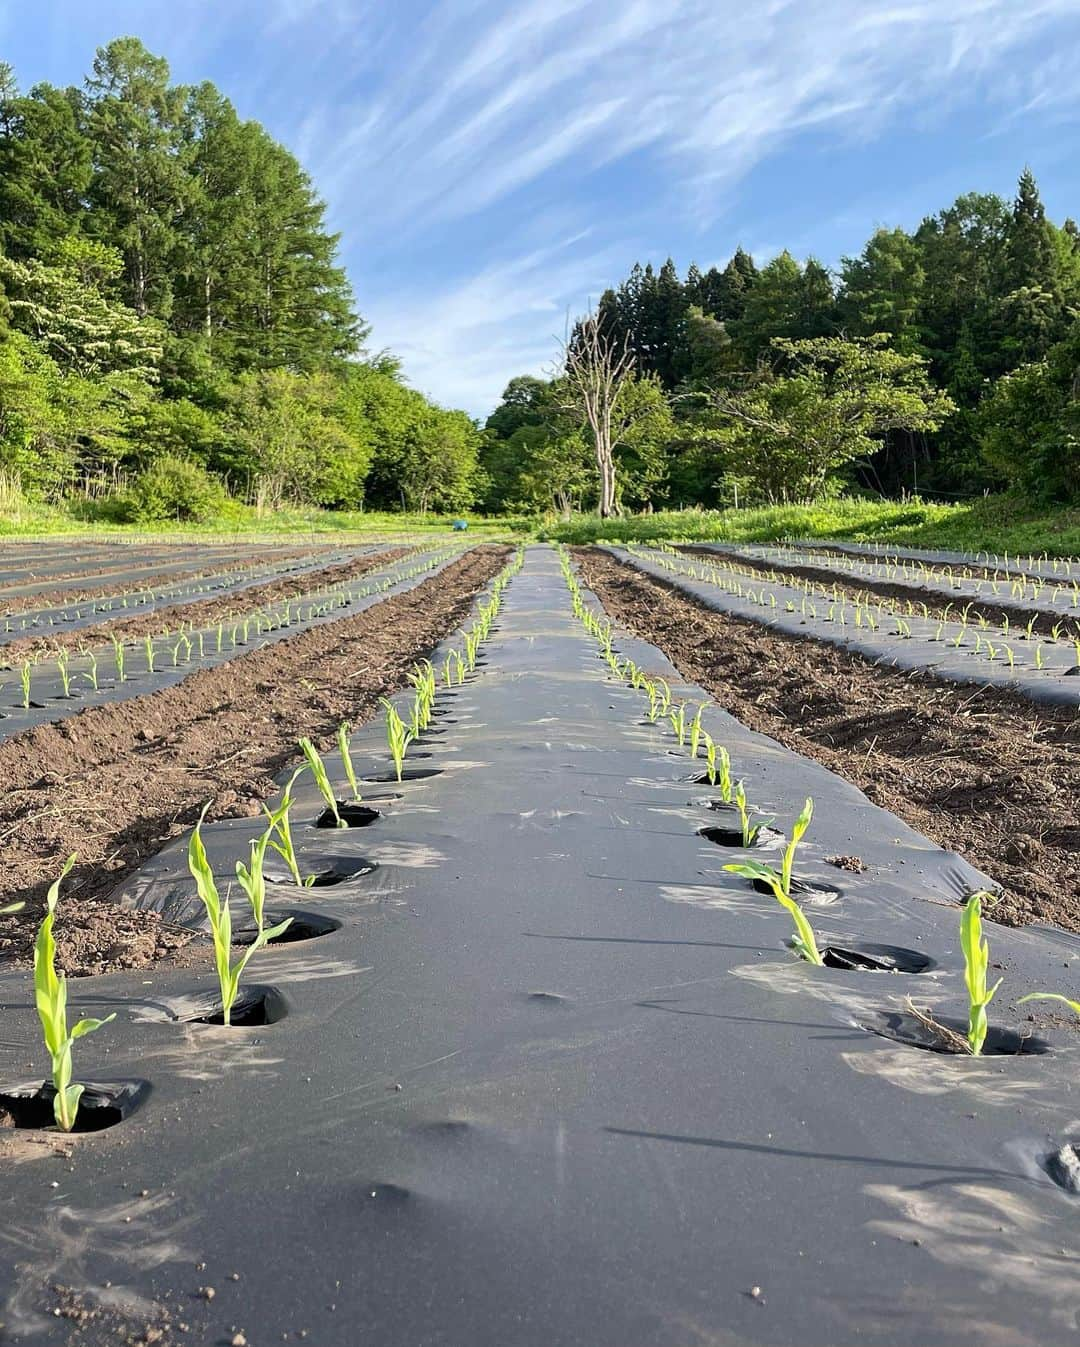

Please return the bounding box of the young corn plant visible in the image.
[337,722,362,801]
[1016,991,1080,1018]
[706,739,733,802]
[189,806,292,1025]
[689,704,706,760]
[235,821,275,935]
[669,702,687,747]
[961,893,1002,1056]
[111,637,126,683]
[144,635,156,674]
[20,661,31,709]
[733,779,772,848]
[299,738,344,826]
[56,649,71,698]
[264,768,310,887]
[34,855,115,1131]
[380,698,412,782]
[723,799,823,966]
[83,648,98,691]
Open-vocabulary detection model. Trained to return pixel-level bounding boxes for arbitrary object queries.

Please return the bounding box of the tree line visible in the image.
[0,38,482,519]
[481,170,1080,515]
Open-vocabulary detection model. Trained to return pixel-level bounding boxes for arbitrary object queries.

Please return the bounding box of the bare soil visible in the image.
[576,547,1080,935]
[681,545,1080,643]
[0,546,409,666]
[0,545,508,975]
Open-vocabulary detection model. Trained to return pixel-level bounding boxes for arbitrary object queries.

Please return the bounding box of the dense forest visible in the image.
[0,38,482,520]
[481,172,1080,516]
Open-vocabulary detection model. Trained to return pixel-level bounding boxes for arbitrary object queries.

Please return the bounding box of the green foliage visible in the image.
[960,893,1002,1056]
[0,41,479,518]
[299,737,344,826]
[120,455,227,522]
[724,798,824,964]
[704,336,954,503]
[188,804,292,1025]
[33,855,116,1131]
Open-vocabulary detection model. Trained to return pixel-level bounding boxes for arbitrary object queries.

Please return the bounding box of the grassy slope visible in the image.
[2,495,1078,557]
[0,500,530,543]
[545,497,1080,557]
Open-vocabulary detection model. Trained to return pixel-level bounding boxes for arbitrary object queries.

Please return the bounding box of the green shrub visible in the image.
[120,456,228,523]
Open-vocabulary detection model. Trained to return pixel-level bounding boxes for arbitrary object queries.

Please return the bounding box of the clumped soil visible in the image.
[681,544,1080,643]
[0,544,343,616]
[0,545,508,974]
[576,547,1080,934]
[0,546,409,666]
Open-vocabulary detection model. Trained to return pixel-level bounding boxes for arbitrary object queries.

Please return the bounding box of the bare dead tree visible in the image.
[559,311,636,518]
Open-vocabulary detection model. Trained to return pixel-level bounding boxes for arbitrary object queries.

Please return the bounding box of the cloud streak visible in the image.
[9,0,1080,412]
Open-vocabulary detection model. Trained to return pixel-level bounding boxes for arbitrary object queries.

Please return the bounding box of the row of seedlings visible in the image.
[0,546,363,636]
[4,546,527,1133]
[556,545,1077,1061]
[2,545,462,715]
[623,543,1080,676]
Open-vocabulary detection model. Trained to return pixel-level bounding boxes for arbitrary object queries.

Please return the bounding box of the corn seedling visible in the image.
[20,661,31,709]
[188,806,291,1026]
[669,702,687,746]
[56,649,71,697]
[724,799,823,965]
[464,629,479,672]
[299,737,344,826]
[1016,991,1080,1018]
[337,722,362,801]
[733,779,772,848]
[34,855,115,1131]
[235,820,275,935]
[380,698,412,782]
[82,648,98,691]
[960,893,1002,1056]
[144,635,155,674]
[689,704,705,759]
[708,741,732,801]
[263,768,310,887]
[111,637,126,683]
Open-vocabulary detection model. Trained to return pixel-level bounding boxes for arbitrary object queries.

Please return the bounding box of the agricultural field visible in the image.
[1,536,1078,1346]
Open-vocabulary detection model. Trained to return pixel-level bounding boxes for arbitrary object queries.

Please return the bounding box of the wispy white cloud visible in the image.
[9,0,1080,414]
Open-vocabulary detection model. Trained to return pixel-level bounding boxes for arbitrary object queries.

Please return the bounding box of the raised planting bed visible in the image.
[682,540,1080,642]
[1,545,1077,1346]
[0,544,465,737]
[0,545,511,970]
[616,544,1080,706]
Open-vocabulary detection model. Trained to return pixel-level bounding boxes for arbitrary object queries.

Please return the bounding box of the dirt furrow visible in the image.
[1,546,410,665]
[577,547,1080,935]
[0,544,509,975]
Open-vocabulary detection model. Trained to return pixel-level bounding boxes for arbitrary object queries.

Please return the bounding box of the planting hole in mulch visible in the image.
[699,823,781,849]
[820,943,933,973]
[315,802,381,828]
[177,984,288,1027]
[867,1010,1051,1056]
[756,876,841,906]
[1043,1143,1080,1194]
[265,856,376,887]
[232,910,342,946]
[0,1079,150,1133]
[363,767,443,783]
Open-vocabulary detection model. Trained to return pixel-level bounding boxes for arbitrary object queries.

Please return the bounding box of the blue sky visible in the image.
[4,0,1080,416]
